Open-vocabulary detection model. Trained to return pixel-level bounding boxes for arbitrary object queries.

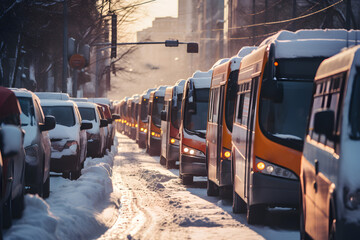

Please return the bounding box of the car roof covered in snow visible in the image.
[40,99,77,107]
[11,88,40,100]
[259,29,360,59]
[87,98,111,106]
[71,97,88,102]
[35,92,70,100]
[315,45,360,81]
[75,101,98,109]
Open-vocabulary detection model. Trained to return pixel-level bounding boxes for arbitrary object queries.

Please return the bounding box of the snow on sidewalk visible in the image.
[4,138,120,240]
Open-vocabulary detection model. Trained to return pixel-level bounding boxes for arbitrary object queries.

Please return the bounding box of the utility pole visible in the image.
[62,0,68,93]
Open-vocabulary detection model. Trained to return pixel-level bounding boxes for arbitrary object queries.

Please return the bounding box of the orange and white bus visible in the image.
[147,86,168,156]
[206,47,256,197]
[179,71,212,184]
[160,80,186,168]
[136,88,155,148]
[231,29,357,224]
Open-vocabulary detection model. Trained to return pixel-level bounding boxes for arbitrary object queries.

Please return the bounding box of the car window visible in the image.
[17,97,35,126]
[42,106,75,127]
[79,107,97,122]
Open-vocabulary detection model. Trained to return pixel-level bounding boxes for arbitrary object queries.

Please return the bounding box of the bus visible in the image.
[147,86,168,156]
[206,47,256,197]
[160,80,186,168]
[137,88,156,148]
[118,97,129,134]
[129,95,140,140]
[125,97,134,137]
[300,44,360,239]
[231,29,359,224]
[179,71,212,184]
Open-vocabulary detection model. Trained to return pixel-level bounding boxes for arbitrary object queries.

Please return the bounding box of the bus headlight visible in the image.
[182,145,205,157]
[255,157,298,180]
[170,138,179,145]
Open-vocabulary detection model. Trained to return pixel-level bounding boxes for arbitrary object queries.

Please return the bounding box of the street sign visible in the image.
[69,54,86,69]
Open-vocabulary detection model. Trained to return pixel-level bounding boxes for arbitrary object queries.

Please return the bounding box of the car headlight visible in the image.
[170,138,179,145]
[182,145,205,157]
[255,157,298,180]
[25,144,39,165]
[344,187,360,210]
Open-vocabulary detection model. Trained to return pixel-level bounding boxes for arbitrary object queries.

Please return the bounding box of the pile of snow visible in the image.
[4,139,119,240]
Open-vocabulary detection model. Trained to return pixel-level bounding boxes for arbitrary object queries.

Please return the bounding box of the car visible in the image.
[40,99,92,180]
[0,124,24,235]
[75,101,108,158]
[12,88,55,198]
[0,86,26,228]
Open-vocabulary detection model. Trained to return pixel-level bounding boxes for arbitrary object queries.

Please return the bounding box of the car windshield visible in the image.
[171,94,183,129]
[42,106,75,127]
[184,88,209,137]
[225,70,238,132]
[350,73,360,139]
[152,96,164,127]
[17,97,35,126]
[259,57,324,151]
[140,98,149,122]
[78,107,96,122]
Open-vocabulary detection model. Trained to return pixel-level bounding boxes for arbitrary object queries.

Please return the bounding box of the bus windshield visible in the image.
[152,96,164,127]
[184,88,209,138]
[225,70,239,132]
[140,99,148,122]
[350,73,360,139]
[259,57,324,151]
[171,94,183,129]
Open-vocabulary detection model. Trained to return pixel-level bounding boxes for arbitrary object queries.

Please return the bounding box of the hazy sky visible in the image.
[130,0,178,36]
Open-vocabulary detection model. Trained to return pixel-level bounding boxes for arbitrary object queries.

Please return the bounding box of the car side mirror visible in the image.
[112,114,120,120]
[81,121,93,130]
[314,110,334,139]
[161,110,167,121]
[100,119,108,128]
[1,125,23,158]
[261,80,283,103]
[40,115,56,132]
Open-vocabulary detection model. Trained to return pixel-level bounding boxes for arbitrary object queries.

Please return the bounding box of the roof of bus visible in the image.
[237,46,257,58]
[189,76,212,89]
[175,80,186,94]
[211,58,229,69]
[260,29,360,59]
[153,86,169,97]
[315,45,360,81]
[192,70,213,78]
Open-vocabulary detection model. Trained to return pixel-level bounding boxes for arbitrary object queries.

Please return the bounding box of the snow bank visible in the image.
[4,138,119,240]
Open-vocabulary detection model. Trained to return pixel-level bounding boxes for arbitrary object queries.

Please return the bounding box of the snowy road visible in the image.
[4,134,300,239]
[98,134,300,240]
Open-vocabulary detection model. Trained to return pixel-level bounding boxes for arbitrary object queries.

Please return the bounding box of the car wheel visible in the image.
[207,179,219,196]
[43,176,50,199]
[232,188,246,213]
[181,175,193,185]
[247,204,266,225]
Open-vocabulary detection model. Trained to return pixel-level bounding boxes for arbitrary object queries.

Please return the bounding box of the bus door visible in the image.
[244,77,259,198]
[216,84,225,181]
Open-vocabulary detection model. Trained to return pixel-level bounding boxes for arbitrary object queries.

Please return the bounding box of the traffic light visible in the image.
[111,14,117,58]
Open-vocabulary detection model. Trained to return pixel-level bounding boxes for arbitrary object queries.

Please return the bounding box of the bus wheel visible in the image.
[160,156,166,166]
[247,204,265,225]
[232,188,246,213]
[166,160,176,169]
[181,175,193,185]
[207,179,219,196]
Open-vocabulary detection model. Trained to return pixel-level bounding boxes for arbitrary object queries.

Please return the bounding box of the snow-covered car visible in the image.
[76,101,108,158]
[96,104,109,154]
[35,92,70,100]
[0,125,24,234]
[41,99,92,180]
[0,86,26,228]
[12,88,55,198]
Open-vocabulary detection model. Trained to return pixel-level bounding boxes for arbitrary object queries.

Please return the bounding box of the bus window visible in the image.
[259,57,324,151]
[153,97,164,127]
[171,94,182,129]
[225,70,239,132]
[350,73,360,139]
[184,88,209,135]
[140,99,148,122]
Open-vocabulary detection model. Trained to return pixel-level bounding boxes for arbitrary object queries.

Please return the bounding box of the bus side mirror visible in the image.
[314,110,334,139]
[261,79,283,103]
[161,110,167,121]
